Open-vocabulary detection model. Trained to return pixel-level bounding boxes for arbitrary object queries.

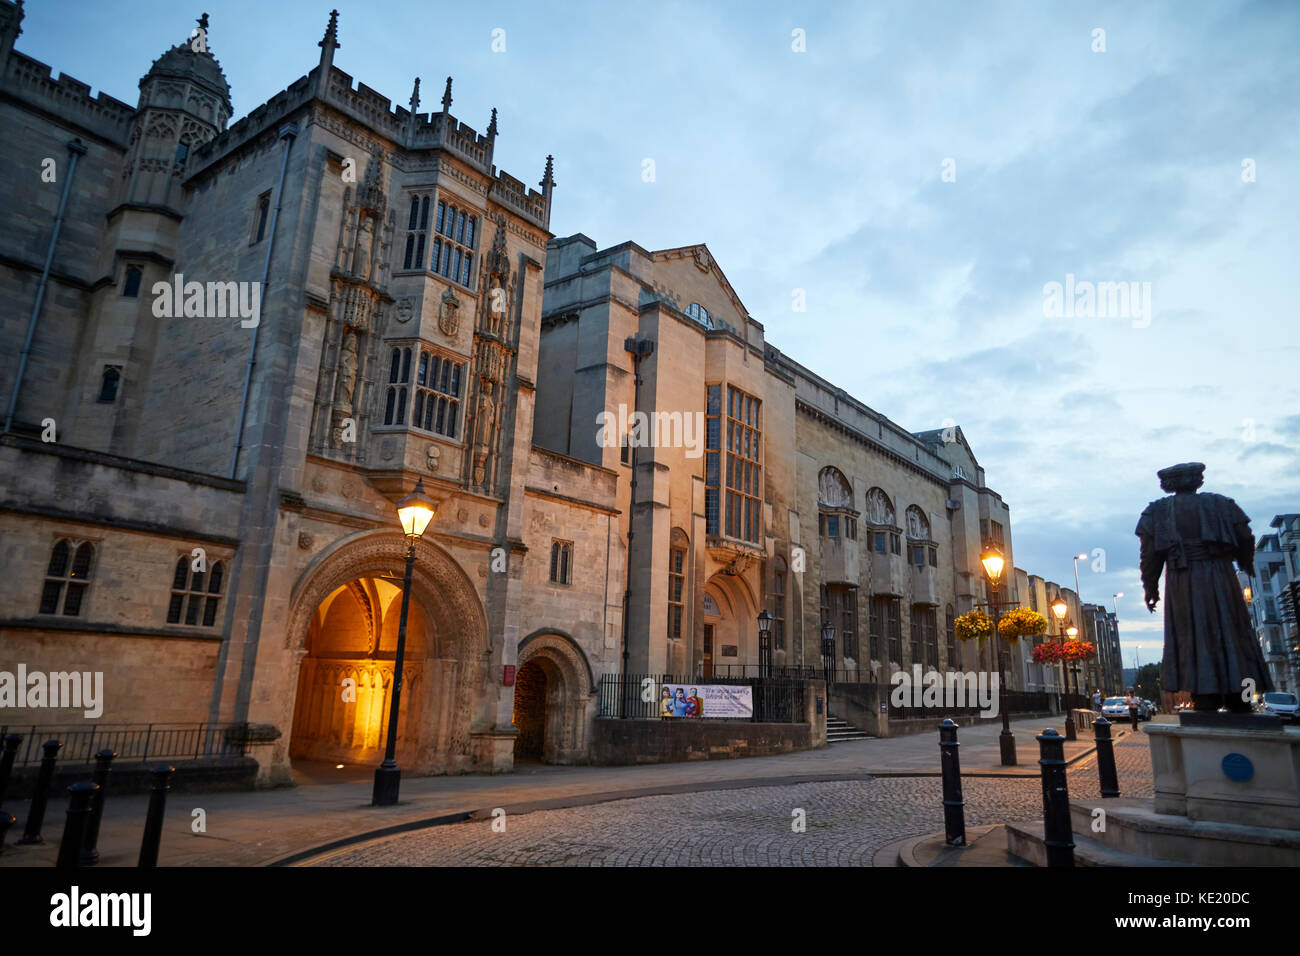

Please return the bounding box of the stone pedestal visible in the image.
[1146,715,1300,829]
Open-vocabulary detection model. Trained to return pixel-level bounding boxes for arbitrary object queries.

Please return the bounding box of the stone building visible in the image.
[536,235,1019,690]
[0,5,1039,780]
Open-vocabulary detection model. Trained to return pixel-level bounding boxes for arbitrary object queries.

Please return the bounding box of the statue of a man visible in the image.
[1135,462,1272,712]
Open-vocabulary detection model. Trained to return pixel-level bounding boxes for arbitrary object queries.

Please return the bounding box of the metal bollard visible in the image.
[0,733,22,806]
[56,781,99,868]
[0,812,15,854]
[1064,709,1077,741]
[1093,716,1120,798]
[939,718,966,847]
[1037,728,1074,867]
[81,748,117,865]
[18,740,61,845]
[138,764,174,868]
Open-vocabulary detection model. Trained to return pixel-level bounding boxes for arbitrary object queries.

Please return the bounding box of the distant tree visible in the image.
[1135,662,1161,701]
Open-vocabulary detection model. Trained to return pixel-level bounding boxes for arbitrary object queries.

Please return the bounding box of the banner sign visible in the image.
[659,683,753,719]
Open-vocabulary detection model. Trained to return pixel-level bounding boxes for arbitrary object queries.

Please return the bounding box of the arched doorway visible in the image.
[513,631,597,765]
[512,661,547,762]
[283,531,489,776]
[702,574,757,677]
[289,576,428,767]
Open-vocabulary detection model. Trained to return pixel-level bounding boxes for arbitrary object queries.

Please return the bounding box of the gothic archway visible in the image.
[284,530,489,775]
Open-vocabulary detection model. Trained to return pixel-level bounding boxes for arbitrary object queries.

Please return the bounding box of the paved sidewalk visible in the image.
[0,715,1122,868]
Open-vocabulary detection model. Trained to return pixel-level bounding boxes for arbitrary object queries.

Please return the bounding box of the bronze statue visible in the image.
[1135,462,1272,712]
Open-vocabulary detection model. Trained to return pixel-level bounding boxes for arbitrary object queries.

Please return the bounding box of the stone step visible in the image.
[1065,798,1300,867]
[1005,819,1196,868]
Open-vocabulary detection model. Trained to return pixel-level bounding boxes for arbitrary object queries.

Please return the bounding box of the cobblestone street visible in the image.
[311,734,1154,866]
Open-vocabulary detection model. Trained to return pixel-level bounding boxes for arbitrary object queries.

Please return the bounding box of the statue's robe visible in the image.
[1135,492,1272,696]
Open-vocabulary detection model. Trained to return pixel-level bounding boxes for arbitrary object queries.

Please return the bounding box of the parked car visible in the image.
[1256,691,1299,722]
[1101,697,1130,720]
[1142,699,1157,719]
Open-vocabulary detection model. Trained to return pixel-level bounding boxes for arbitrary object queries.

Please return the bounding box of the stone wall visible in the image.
[590,719,814,764]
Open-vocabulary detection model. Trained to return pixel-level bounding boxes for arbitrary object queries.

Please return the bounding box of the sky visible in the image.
[22,0,1300,665]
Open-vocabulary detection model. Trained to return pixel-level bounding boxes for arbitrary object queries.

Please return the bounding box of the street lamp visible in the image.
[373,477,436,807]
[757,610,773,679]
[821,619,835,686]
[1051,592,1069,697]
[981,549,1016,766]
[1065,622,1080,697]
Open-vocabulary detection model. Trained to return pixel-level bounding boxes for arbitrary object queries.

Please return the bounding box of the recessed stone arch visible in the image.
[514,630,597,765]
[283,529,490,775]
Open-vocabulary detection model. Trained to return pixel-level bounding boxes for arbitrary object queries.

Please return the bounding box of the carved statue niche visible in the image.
[481,215,512,337]
[331,329,360,445]
[470,377,497,488]
[353,214,375,282]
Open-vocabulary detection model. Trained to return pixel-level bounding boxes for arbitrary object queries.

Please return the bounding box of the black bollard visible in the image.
[81,748,117,865]
[1036,728,1074,867]
[939,718,966,847]
[18,740,61,845]
[1064,709,1077,741]
[138,764,173,868]
[1093,716,1120,798]
[56,781,99,868]
[0,733,22,806]
[0,812,15,854]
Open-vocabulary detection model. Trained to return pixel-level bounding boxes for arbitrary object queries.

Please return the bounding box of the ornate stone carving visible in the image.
[905,505,930,540]
[865,487,895,526]
[438,286,460,337]
[298,532,315,551]
[693,246,712,273]
[426,443,441,472]
[817,467,853,509]
[380,437,397,461]
[394,297,414,324]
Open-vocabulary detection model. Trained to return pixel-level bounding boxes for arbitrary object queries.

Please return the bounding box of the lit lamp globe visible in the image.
[981,552,1005,585]
[396,478,437,541]
[1066,624,1078,640]
[757,609,773,636]
[1243,586,1252,603]
[1051,594,1069,623]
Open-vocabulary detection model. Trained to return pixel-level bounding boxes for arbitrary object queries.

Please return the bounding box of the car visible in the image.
[1101,697,1130,720]
[1142,699,1157,719]
[1256,691,1299,722]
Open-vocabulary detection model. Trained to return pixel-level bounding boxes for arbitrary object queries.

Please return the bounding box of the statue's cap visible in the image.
[1157,462,1205,491]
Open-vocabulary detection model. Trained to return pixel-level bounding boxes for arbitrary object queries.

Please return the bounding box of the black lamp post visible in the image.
[1065,623,1080,697]
[372,477,437,807]
[757,610,773,678]
[982,551,1016,766]
[821,620,835,685]
[1051,593,1069,699]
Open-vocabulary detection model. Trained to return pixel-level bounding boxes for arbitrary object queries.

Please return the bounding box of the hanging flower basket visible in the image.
[1032,642,1064,664]
[1061,639,1096,662]
[953,609,994,643]
[997,607,1048,643]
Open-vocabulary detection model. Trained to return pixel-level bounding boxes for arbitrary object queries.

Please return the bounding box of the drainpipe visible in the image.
[229,123,297,478]
[3,139,87,435]
[621,336,654,710]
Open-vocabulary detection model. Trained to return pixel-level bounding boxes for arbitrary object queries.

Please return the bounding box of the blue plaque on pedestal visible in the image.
[1222,752,1254,782]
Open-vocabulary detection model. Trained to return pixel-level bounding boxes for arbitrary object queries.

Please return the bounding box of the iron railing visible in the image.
[0,723,252,766]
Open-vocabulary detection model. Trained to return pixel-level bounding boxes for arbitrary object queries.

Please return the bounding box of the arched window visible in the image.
[122,266,143,298]
[686,302,712,328]
[905,505,936,567]
[97,366,122,403]
[167,555,224,627]
[668,529,688,640]
[818,467,857,539]
[772,556,787,652]
[39,539,94,616]
[254,193,271,244]
[384,347,411,425]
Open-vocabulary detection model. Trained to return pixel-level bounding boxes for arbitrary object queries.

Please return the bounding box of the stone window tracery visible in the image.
[167,555,224,627]
[39,539,94,617]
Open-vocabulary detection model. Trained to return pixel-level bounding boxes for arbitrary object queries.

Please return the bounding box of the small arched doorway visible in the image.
[512,661,548,762]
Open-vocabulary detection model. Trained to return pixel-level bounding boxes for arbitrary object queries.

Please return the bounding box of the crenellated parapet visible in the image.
[3,51,134,144]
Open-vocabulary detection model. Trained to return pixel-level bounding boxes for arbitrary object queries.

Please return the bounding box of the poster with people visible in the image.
[659,683,753,719]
